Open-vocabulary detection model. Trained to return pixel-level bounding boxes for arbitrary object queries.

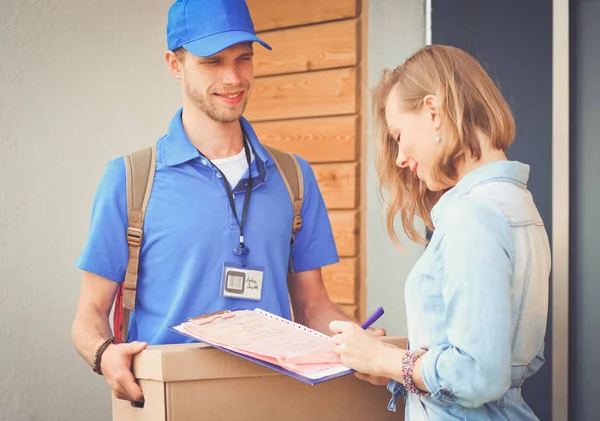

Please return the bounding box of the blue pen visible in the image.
[361,306,384,329]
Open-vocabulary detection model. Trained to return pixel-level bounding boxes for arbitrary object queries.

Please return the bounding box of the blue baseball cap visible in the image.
[166,0,272,57]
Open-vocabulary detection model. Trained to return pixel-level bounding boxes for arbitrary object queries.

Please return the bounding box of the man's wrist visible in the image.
[92,337,120,375]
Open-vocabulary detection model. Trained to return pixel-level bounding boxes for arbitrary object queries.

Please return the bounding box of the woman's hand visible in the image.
[330,320,389,376]
[366,327,387,337]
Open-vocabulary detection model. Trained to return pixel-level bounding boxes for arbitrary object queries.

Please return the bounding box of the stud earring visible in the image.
[434,135,440,143]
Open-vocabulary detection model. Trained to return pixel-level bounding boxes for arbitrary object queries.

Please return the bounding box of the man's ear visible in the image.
[165,51,183,80]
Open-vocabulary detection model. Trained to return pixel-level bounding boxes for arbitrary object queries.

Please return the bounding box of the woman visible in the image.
[330,45,551,420]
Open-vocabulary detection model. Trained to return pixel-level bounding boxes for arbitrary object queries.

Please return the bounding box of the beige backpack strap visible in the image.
[264,145,304,272]
[121,144,156,341]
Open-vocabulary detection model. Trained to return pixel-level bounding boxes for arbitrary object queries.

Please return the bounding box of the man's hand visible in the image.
[287,268,356,335]
[354,372,390,386]
[100,341,147,402]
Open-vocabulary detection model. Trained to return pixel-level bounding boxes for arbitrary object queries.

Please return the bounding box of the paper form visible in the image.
[173,309,349,378]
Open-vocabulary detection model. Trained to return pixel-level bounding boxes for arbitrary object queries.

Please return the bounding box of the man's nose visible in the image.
[221,65,242,85]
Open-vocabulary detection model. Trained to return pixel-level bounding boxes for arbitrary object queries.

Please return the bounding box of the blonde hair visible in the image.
[373,45,515,245]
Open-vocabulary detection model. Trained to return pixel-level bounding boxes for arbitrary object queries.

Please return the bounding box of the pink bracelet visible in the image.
[401,348,428,396]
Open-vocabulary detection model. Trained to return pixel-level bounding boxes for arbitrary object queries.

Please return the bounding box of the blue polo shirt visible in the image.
[76,109,339,344]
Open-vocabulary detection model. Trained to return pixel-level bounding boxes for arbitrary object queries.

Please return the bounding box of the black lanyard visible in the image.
[197,136,253,256]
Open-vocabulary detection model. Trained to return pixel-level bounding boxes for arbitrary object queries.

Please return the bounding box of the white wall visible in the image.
[0,1,178,420]
[366,0,427,336]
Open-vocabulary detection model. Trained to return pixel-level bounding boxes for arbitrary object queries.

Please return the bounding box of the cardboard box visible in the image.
[113,337,407,421]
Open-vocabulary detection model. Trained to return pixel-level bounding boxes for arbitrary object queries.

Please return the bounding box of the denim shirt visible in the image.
[387,161,551,420]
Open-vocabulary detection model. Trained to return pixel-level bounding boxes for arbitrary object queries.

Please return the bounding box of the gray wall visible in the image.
[0,1,430,419]
[365,0,427,336]
[431,1,553,419]
[0,1,177,420]
[571,1,600,420]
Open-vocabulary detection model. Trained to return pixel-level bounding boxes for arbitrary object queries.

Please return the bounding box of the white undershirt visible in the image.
[212,146,255,188]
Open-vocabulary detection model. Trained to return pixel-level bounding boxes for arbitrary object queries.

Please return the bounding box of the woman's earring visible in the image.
[434,135,440,143]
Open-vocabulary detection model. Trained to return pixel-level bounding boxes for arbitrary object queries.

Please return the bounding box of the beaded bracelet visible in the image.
[401,348,428,396]
[92,337,117,375]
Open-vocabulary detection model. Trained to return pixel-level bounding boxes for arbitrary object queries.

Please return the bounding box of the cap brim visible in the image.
[182,31,272,58]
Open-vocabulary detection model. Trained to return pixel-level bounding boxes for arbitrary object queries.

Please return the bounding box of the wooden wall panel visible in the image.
[339,304,358,319]
[248,0,358,32]
[322,258,358,304]
[253,115,358,163]
[330,210,359,257]
[254,19,358,77]
[245,68,358,122]
[247,1,364,316]
[314,163,358,209]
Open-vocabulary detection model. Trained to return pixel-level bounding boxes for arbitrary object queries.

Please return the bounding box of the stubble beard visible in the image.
[185,79,250,123]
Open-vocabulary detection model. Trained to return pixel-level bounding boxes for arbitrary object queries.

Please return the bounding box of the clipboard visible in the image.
[171,309,354,385]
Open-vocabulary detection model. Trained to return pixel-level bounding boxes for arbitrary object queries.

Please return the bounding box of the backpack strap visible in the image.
[114,144,156,342]
[264,145,304,272]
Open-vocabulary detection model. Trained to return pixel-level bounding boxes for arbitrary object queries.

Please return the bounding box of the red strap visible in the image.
[113,283,125,343]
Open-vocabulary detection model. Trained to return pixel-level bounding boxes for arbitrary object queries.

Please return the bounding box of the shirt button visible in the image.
[244,182,248,187]
[201,159,208,165]
[216,173,222,178]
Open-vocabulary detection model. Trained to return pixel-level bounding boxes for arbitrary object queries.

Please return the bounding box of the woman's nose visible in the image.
[395,149,409,169]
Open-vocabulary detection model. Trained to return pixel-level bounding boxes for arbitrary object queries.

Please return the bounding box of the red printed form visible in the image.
[173,309,350,380]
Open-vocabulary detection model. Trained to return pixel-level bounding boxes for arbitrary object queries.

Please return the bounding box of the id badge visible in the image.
[221,262,265,301]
